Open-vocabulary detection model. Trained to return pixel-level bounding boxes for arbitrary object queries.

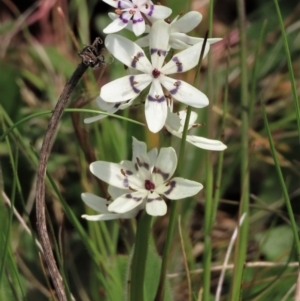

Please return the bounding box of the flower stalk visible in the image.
[130,212,152,301]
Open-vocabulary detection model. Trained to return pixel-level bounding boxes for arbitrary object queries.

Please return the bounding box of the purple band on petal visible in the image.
[153,167,169,181]
[147,196,163,203]
[131,52,144,68]
[117,1,125,9]
[169,80,181,95]
[133,17,144,23]
[172,56,183,72]
[123,178,129,188]
[150,48,167,56]
[129,76,141,94]
[136,157,150,170]
[119,14,129,24]
[125,194,143,202]
[163,180,176,196]
[147,5,154,16]
[148,95,165,103]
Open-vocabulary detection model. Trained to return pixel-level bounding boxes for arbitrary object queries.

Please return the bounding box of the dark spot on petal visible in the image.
[153,167,169,181]
[172,56,183,72]
[169,81,181,95]
[129,76,140,93]
[148,95,165,103]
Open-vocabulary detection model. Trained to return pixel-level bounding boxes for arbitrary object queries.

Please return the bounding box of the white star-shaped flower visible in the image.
[165,109,227,151]
[136,11,222,49]
[81,192,141,221]
[100,20,209,133]
[89,137,203,216]
[102,0,172,36]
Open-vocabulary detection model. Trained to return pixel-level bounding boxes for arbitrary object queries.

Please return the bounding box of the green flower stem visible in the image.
[130,212,152,301]
[263,106,300,262]
[230,0,249,299]
[154,33,209,301]
[202,1,215,299]
[274,0,300,143]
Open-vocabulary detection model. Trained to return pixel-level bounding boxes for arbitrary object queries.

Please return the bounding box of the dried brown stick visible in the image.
[35,38,104,301]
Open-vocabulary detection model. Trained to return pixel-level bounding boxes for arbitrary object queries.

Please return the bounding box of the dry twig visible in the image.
[35,38,105,301]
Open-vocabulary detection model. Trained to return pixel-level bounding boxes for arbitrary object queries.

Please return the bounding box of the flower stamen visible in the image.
[145,180,155,191]
[152,68,160,78]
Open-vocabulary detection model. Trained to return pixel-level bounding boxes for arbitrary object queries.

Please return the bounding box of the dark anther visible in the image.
[78,37,105,69]
[121,169,126,176]
[174,81,180,87]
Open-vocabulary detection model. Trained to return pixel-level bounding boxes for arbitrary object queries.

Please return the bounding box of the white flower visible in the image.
[165,109,227,151]
[89,137,203,216]
[84,96,135,123]
[102,0,172,36]
[100,20,209,133]
[81,192,140,221]
[136,11,222,49]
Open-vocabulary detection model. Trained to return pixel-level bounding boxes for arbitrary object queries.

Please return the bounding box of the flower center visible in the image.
[133,5,138,8]
[152,68,160,78]
[145,180,155,191]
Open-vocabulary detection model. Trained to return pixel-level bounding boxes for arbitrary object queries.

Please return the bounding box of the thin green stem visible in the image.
[0,107,144,142]
[154,31,210,301]
[202,2,214,300]
[230,0,250,300]
[249,20,267,123]
[130,212,152,301]
[262,105,300,261]
[274,0,300,144]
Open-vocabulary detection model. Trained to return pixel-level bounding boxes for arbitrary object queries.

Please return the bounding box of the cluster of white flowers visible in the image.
[82,0,226,219]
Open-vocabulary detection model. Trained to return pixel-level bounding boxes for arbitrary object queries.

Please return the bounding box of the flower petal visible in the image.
[170,11,202,33]
[160,75,209,108]
[105,34,152,73]
[132,137,147,160]
[145,79,167,133]
[165,109,181,131]
[140,4,171,19]
[100,74,152,103]
[132,11,145,36]
[108,191,147,213]
[103,13,131,34]
[81,213,121,221]
[149,20,170,68]
[118,0,133,9]
[146,192,167,216]
[108,185,130,199]
[186,136,227,151]
[161,42,204,75]
[135,35,150,47]
[81,193,109,213]
[152,147,177,186]
[90,161,138,189]
[157,177,203,200]
[147,148,158,168]
[171,33,220,48]
[177,109,198,132]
